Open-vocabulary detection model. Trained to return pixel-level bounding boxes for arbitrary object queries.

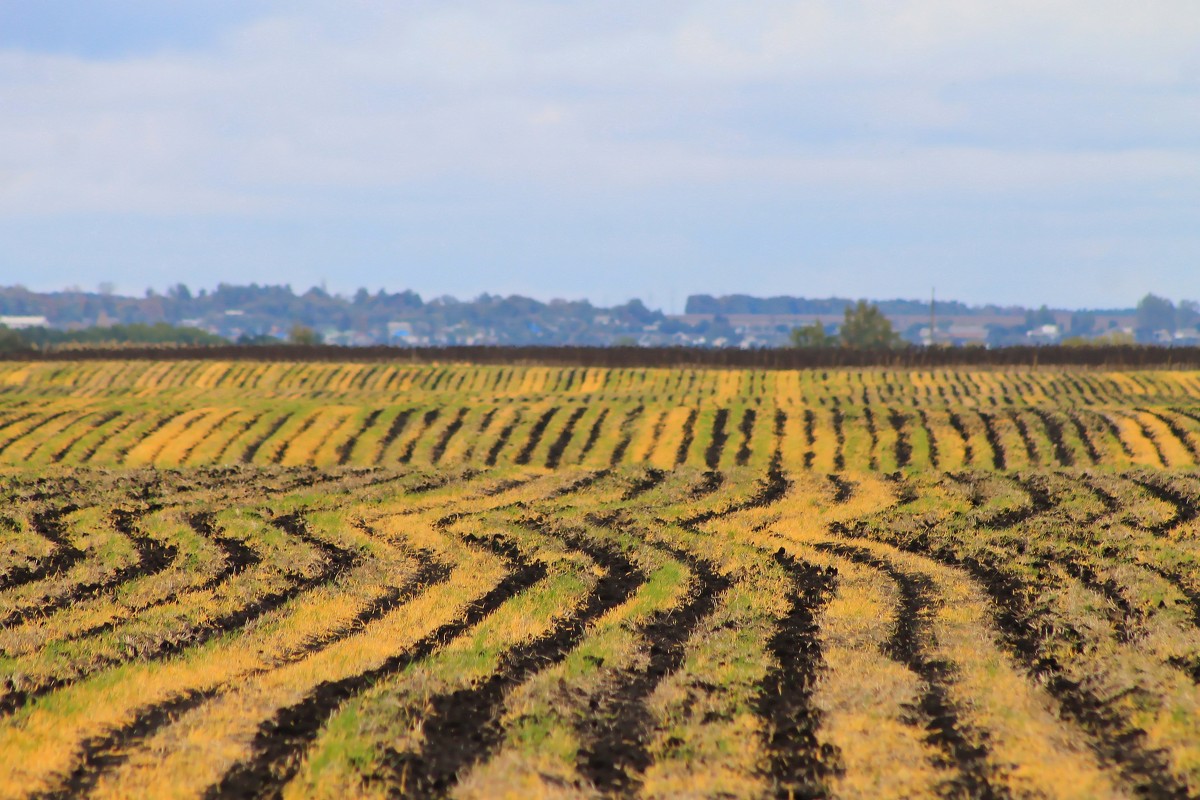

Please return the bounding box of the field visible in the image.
[4,360,1200,798]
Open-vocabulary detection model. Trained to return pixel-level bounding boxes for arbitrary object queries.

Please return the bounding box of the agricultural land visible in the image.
[3,360,1200,798]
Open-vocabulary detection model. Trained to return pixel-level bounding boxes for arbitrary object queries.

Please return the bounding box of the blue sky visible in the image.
[1,1,1197,310]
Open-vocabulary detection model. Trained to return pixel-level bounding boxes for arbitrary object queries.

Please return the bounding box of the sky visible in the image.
[1,1,1198,311]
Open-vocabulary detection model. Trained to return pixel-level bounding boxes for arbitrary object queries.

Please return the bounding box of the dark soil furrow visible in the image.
[0,506,82,592]
[575,408,609,464]
[545,407,588,469]
[803,409,816,469]
[754,548,841,799]
[690,470,724,500]
[828,474,854,505]
[430,408,468,465]
[817,542,1007,799]
[0,513,356,719]
[832,407,846,471]
[1,507,175,629]
[575,519,732,796]
[622,468,666,502]
[399,410,440,464]
[889,409,912,469]
[977,412,1007,470]
[376,525,645,798]
[205,532,547,800]
[674,409,699,466]
[241,413,293,464]
[863,407,880,471]
[1009,412,1039,464]
[1031,409,1075,467]
[609,406,644,467]
[706,408,730,469]
[336,409,383,465]
[44,548,455,800]
[374,409,414,463]
[736,408,757,466]
[514,408,558,465]
[485,411,522,467]
[542,469,613,501]
[1066,413,1102,464]
[945,412,974,467]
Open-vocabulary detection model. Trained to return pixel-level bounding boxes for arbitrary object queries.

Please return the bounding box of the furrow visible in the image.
[204,532,547,800]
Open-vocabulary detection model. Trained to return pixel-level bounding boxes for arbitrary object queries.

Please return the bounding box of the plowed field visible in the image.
[3,360,1200,799]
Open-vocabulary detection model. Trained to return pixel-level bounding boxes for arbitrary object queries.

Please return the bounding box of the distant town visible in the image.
[0,283,1196,349]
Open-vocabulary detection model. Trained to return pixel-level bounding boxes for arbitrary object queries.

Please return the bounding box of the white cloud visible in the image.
[1,1,1197,215]
[0,1,1197,306]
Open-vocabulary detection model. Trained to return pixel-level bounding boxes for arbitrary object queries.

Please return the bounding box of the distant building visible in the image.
[0,315,49,329]
[387,322,414,342]
[1026,324,1061,344]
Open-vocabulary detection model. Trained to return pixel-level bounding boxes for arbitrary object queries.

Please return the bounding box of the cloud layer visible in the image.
[1,1,1198,306]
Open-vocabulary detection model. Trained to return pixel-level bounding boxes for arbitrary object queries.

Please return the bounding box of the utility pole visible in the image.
[929,287,936,347]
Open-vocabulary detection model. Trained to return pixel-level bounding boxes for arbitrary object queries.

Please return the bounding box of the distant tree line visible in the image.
[0,323,225,352]
[789,300,904,349]
[8,342,1200,369]
[687,293,1008,317]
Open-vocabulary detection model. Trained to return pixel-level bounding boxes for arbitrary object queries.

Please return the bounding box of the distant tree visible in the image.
[288,324,322,345]
[0,325,28,352]
[1137,294,1176,334]
[1178,300,1200,331]
[1062,330,1135,346]
[12,322,224,348]
[840,300,902,349]
[1068,311,1096,337]
[1025,305,1056,329]
[789,320,830,347]
[237,332,278,345]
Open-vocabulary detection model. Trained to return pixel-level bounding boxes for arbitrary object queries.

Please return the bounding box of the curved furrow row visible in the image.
[753,547,842,799]
[368,521,645,799]
[572,511,733,796]
[0,506,82,593]
[0,506,171,629]
[706,408,730,469]
[206,529,548,799]
[735,408,756,466]
[573,406,609,465]
[544,407,587,469]
[513,407,558,466]
[29,544,449,800]
[0,502,455,797]
[835,478,1196,799]
[22,512,264,652]
[0,511,357,719]
[814,542,1005,799]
